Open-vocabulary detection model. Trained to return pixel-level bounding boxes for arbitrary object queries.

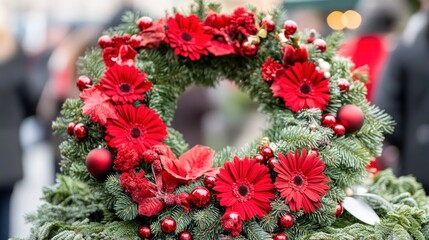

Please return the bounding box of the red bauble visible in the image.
[138,226,151,238]
[337,105,365,133]
[253,154,265,164]
[267,157,278,169]
[241,42,259,56]
[261,18,275,32]
[161,217,177,234]
[67,122,76,136]
[283,20,297,35]
[129,35,142,48]
[260,146,274,160]
[313,39,326,53]
[333,124,346,136]
[73,123,87,139]
[179,231,192,240]
[308,149,319,157]
[98,35,112,49]
[189,186,211,208]
[137,16,153,31]
[76,75,92,92]
[321,114,337,128]
[335,203,344,216]
[85,148,113,179]
[204,176,216,189]
[338,78,350,92]
[273,233,288,240]
[307,30,316,43]
[279,214,294,229]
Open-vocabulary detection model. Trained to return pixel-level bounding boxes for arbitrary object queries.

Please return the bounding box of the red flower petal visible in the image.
[138,197,165,217]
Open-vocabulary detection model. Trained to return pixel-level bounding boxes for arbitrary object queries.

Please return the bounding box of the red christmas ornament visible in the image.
[85,148,113,179]
[98,35,112,49]
[268,157,278,169]
[137,16,153,31]
[273,233,288,240]
[338,78,350,92]
[179,231,192,240]
[129,35,142,48]
[308,149,319,157]
[161,217,177,234]
[321,114,337,128]
[333,124,346,136]
[67,122,76,136]
[307,29,316,43]
[313,39,326,53]
[253,154,265,164]
[122,33,131,42]
[279,214,294,229]
[260,146,274,160]
[138,226,151,238]
[337,105,365,133]
[283,20,297,35]
[241,41,259,56]
[73,123,87,139]
[76,75,92,92]
[189,186,211,208]
[261,18,275,32]
[221,212,243,237]
[335,202,344,216]
[204,176,216,189]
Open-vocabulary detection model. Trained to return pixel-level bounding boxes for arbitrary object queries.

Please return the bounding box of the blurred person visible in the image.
[376,0,429,192]
[0,8,39,239]
[339,0,406,101]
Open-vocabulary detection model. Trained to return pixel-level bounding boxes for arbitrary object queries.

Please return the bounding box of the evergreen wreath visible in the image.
[25,1,429,240]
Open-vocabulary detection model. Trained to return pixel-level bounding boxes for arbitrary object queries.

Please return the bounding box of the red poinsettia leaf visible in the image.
[140,19,166,49]
[138,197,165,217]
[154,169,179,194]
[206,40,236,56]
[80,85,117,125]
[117,45,137,66]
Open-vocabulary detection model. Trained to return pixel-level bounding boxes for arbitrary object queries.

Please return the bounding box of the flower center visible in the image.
[300,83,311,94]
[293,175,303,186]
[181,32,193,41]
[232,179,254,202]
[119,83,131,93]
[130,128,141,138]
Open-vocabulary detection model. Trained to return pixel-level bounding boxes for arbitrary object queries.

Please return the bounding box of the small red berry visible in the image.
[253,154,265,164]
[313,38,327,53]
[67,122,76,136]
[260,146,274,160]
[138,226,151,238]
[321,114,337,128]
[284,20,297,35]
[279,214,294,229]
[241,41,259,56]
[97,35,112,49]
[73,123,87,140]
[338,78,350,92]
[137,16,153,31]
[204,175,216,189]
[333,123,346,136]
[261,18,275,32]
[76,75,92,92]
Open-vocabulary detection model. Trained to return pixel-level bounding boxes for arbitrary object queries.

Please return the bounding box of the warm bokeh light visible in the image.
[327,11,345,30]
[343,10,362,30]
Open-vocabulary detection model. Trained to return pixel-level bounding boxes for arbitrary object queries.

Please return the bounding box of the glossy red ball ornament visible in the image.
[161,217,176,234]
[338,78,350,92]
[253,154,265,164]
[204,176,216,189]
[337,105,365,133]
[179,231,192,240]
[333,123,346,136]
[241,41,259,56]
[268,157,278,169]
[260,146,274,160]
[261,18,275,32]
[73,123,87,139]
[321,114,337,128]
[283,20,297,35]
[137,16,153,31]
[313,38,326,53]
[76,75,92,91]
[98,35,112,49]
[129,35,142,48]
[138,226,151,239]
[85,148,113,179]
[335,203,344,216]
[189,187,211,208]
[67,122,76,136]
[279,214,294,229]
[273,232,288,240]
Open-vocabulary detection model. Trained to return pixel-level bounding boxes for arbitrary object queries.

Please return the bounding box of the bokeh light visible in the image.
[343,10,362,29]
[327,11,345,30]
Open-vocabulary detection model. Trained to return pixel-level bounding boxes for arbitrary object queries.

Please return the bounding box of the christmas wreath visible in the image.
[26,1,429,240]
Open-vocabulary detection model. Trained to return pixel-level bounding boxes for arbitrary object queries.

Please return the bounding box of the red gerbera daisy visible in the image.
[273,149,330,214]
[100,64,152,104]
[105,104,167,157]
[214,157,275,220]
[165,13,212,60]
[270,62,330,112]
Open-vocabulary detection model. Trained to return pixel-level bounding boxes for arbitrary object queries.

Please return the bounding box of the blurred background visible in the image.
[0,0,423,238]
